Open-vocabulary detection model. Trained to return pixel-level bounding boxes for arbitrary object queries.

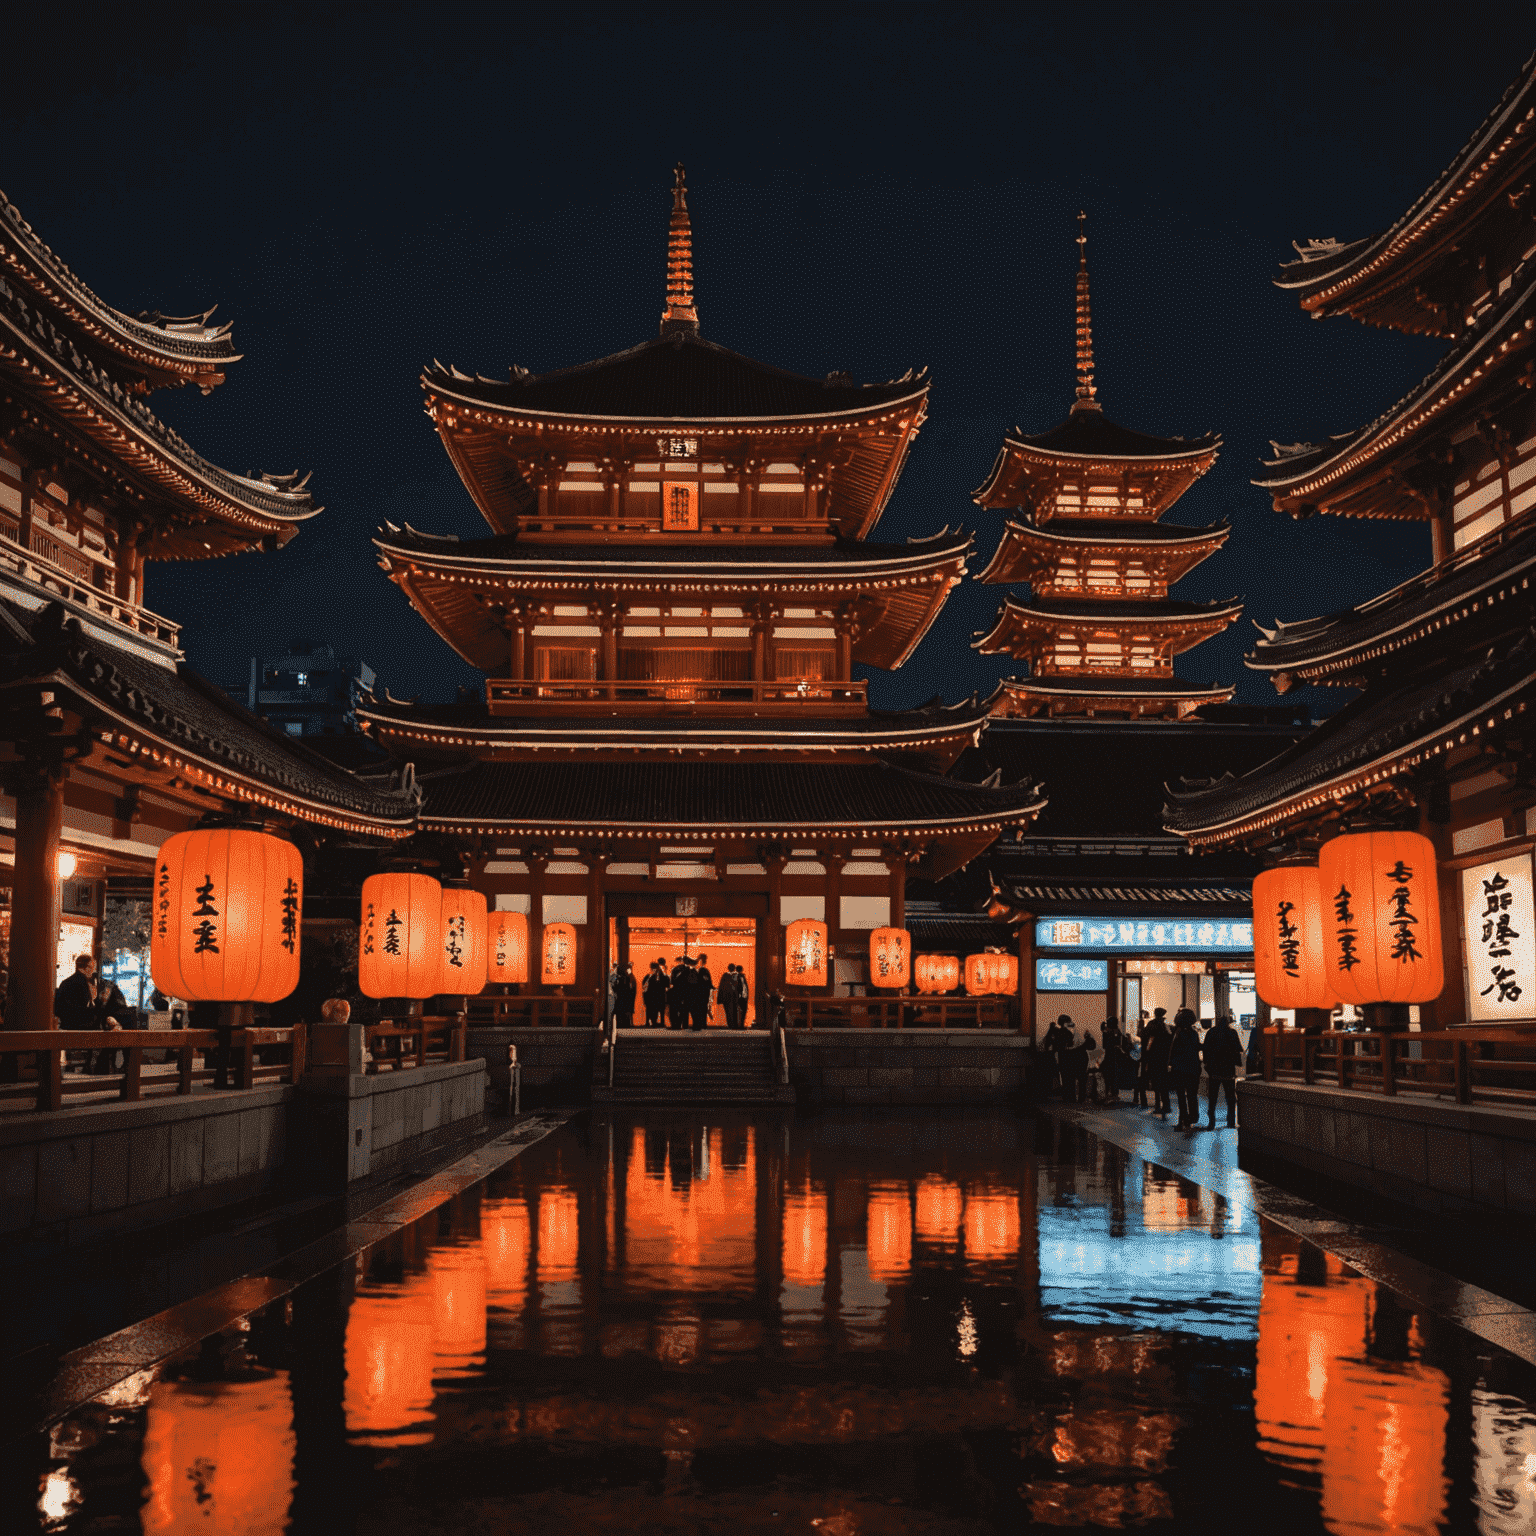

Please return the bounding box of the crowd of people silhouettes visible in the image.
[609,954,754,1031]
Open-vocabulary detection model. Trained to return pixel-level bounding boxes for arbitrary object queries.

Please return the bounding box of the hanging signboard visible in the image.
[1461,853,1535,1021]
[1036,958,1109,991]
[1035,917,1253,952]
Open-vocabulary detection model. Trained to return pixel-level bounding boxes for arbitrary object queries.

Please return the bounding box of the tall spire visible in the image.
[1071,210,1100,415]
[660,163,699,337]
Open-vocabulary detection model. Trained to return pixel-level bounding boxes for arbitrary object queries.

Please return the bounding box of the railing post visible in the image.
[236,1032,254,1091]
[1262,1031,1275,1083]
[1381,1032,1396,1096]
[40,1045,62,1112]
[178,1042,194,1095]
[1455,1041,1472,1104]
[289,1022,306,1084]
[1336,1033,1347,1089]
[121,1044,143,1102]
[1303,1035,1315,1085]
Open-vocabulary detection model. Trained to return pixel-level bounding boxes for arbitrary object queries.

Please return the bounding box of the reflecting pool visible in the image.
[19,1111,1536,1533]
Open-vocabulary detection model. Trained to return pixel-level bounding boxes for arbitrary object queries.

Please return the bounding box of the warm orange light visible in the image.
[915,1175,961,1244]
[343,1273,435,1445]
[1253,864,1335,1010]
[359,871,442,999]
[538,1187,580,1280]
[865,1187,912,1283]
[964,952,1009,995]
[785,918,828,987]
[1319,831,1445,1005]
[992,953,1019,994]
[151,829,303,1003]
[868,927,911,989]
[486,910,529,985]
[429,1244,488,1368]
[483,1196,530,1306]
[541,922,578,986]
[437,884,488,995]
[141,1371,295,1532]
[963,1190,1020,1262]
[914,953,961,994]
[56,850,77,879]
[782,1188,826,1286]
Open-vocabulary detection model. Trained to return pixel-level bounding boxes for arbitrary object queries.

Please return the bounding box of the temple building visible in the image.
[971,216,1241,721]
[1165,54,1536,1031]
[0,188,415,1031]
[938,220,1300,1040]
[357,167,1044,1017]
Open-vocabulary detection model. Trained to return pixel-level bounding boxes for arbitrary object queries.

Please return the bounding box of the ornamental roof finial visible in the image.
[1071,210,1101,415]
[660,163,699,338]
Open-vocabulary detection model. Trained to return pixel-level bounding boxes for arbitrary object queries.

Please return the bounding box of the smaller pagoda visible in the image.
[972,216,1241,719]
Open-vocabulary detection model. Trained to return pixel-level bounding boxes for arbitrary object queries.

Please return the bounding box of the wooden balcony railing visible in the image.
[0,529,181,649]
[467,996,598,1030]
[488,677,867,716]
[1258,1028,1536,1108]
[364,1014,466,1071]
[777,996,1015,1030]
[0,1026,305,1111]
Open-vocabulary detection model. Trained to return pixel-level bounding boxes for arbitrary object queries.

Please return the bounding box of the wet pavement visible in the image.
[8,1107,1536,1533]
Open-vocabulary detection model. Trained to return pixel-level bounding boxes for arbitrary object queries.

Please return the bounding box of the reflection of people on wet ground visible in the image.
[1169,1009,1203,1132]
[1202,1012,1243,1128]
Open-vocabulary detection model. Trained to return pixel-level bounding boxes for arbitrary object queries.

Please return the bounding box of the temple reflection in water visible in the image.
[29,1113,1536,1534]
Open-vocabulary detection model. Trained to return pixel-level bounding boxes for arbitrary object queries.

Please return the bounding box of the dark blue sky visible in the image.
[5,4,1529,711]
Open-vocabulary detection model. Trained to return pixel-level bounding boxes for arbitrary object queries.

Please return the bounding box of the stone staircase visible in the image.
[592,1029,796,1105]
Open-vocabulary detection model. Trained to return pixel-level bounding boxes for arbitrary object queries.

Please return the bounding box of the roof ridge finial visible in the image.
[660,162,699,338]
[1071,209,1101,415]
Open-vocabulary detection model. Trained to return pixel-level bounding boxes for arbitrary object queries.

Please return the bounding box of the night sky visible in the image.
[6,5,1531,714]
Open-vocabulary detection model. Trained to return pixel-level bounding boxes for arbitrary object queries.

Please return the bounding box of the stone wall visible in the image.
[468,1027,595,1104]
[786,1029,1029,1106]
[0,1086,292,1254]
[1238,1080,1536,1219]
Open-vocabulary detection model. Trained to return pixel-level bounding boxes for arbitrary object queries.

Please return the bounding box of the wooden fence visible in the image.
[364,1015,466,1071]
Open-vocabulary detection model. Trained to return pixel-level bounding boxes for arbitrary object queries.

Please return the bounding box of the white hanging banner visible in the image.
[1461,853,1535,1021]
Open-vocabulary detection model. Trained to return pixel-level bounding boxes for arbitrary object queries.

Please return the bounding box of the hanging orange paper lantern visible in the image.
[991,952,1019,994]
[964,952,1010,996]
[914,953,961,994]
[486,910,529,985]
[541,921,578,986]
[1318,831,1444,1006]
[437,884,488,996]
[359,872,443,999]
[868,927,911,989]
[1253,864,1335,1010]
[150,829,303,1003]
[785,918,828,987]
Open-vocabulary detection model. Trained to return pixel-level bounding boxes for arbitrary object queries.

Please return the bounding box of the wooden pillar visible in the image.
[751,603,768,684]
[1017,914,1036,1040]
[583,853,608,1002]
[527,853,547,994]
[837,616,852,682]
[7,768,65,1030]
[889,851,907,930]
[1424,805,1466,1028]
[766,853,787,998]
[599,601,618,683]
[825,852,844,997]
[508,602,528,682]
[114,517,138,602]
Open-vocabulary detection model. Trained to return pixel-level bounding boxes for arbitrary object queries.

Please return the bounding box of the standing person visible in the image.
[1144,1008,1173,1117]
[615,962,638,1030]
[1131,1017,1149,1109]
[605,962,620,1031]
[53,954,98,1073]
[720,965,742,1029]
[643,961,667,1028]
[1169,1009,1203,1132]
[1099,1019,1124,1105]
[1046,1016,1073,1100]
[667,956,690,1029]
[1202,1012,1243,1129]
[91,974,137,1075]
[691,953,714,1031]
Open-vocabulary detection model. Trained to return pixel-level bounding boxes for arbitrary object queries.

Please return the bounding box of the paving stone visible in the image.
[169,1119,204,1195]
[90,1129,131,1213]
[36,1136,92,1222]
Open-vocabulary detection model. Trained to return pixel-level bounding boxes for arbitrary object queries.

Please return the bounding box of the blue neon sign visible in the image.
[1036,958,1109,991]
[1035,917,1253,952]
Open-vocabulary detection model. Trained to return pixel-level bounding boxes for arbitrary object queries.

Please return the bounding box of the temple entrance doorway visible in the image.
[611,915,758,1029]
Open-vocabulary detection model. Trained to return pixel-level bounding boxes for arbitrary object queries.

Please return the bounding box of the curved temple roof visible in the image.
[0,274,319,554]
[978,515,1229,585]
[1274,51,1536,331]
[973,594,1244,656]
[1,190,240,391]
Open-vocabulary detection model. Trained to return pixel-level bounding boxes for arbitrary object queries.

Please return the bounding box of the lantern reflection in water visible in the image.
[141,1372,295,1534]
[1255,1257,1449,1535]
[914,1175,962,1246]
[429,1243,488,1372]
[782,1188,827,1288]
[537,1187,580,1282]
[864,1186,912,1284]
[963,1189,1019,1263]
[343,1271,436,1445]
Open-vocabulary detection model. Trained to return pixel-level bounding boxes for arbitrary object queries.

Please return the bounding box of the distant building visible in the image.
[234,640,377,738]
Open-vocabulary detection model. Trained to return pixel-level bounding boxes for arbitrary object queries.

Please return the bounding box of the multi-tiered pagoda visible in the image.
[359,168,1044,1011]
[972,219,1241,719]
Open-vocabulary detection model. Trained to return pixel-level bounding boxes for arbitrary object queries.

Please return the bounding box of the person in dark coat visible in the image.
[615,963,638,1029]
[1144,1008,1173,1117]
[53,954,100,1073]
[1045,1016,1074,1099]
[1132,1013,1150,1108]
[642,961,667,1027]
[691,953,714,1031]
[1098,1018,1124,1104]
[1202,1012,1244,1128]
[667,958,690,1029]
[1168,1009,1203,1132]
[719,965,744,1028]
[91,977,137,1074]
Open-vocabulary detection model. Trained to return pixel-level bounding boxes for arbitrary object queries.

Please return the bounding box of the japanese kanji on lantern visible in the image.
[991,952,1019,994]
[359,872,443,1000]
[785,919,828,987]
[438,883,488,996]
[542,922,577,986]
[1318,831,1444,1006]
[487,909,529,985]
[964,953,1002,996]
[868,927,910,989]
[1252,864,1334,1010]
[914,953,960,995]
[150,829,303,1003]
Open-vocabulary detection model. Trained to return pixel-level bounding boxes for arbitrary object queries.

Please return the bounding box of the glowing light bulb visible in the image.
[56,851,77,879]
